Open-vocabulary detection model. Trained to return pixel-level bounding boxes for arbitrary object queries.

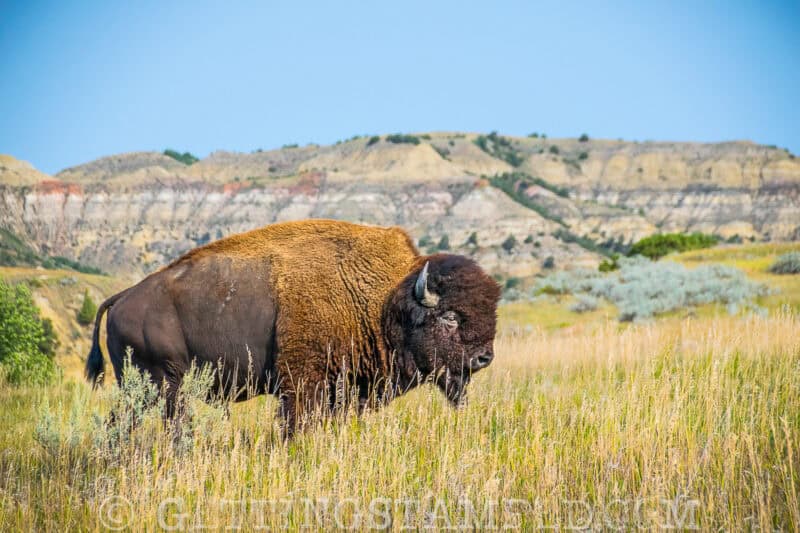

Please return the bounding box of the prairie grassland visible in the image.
[0,312,798,530]
[677,242,800,314]
[500,242,800,330]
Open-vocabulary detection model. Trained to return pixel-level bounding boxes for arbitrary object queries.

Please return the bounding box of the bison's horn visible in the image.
[415,261,439,307]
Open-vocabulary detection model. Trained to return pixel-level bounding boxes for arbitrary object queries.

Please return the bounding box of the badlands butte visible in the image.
[2,132,799,282]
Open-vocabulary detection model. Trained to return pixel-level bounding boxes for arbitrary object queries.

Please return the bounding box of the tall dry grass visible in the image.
[0,313,798,530]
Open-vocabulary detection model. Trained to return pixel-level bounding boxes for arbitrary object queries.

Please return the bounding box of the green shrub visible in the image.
[505,277,521,290]
[628,233,718,260]
[524,235,533,244]
[366,136,380,147]
[553,228,614,256]
[466,232,478,246]
[474,131,524,167]
[768,252,800,274]
[418,235,432,248]
[0,279,57,385]
[163,149,199,165]
[501,235,517,253]
[77,291,97,326]
[385,134,420,145]
[536,284,561,296]
[598,254,620,272]
[39,318,59,357]
[437,234,450,251]
[570,294,598,313]
[549,145,560,155]
[579,133,589,142]
[432,145,450,159]
[491,171,569,198]
[577,151,588,161]
[543,256,556,269]
[528,132,539,138]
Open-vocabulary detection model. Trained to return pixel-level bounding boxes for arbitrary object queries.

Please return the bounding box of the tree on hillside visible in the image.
[77,290,97,326]
[0,279,57,384]
[163,149,199,165]
[627,232,717,260]
[502,235,517,253]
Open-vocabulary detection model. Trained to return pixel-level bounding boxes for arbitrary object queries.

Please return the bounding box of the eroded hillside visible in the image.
[2,132,799,282]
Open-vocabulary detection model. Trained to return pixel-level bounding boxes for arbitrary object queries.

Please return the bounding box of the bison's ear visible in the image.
[414,261,439,308]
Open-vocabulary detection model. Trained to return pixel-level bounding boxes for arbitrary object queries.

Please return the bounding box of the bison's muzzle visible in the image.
[469,349,494,371]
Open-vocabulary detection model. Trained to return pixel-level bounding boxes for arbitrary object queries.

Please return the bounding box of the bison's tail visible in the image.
[85,289,129,387]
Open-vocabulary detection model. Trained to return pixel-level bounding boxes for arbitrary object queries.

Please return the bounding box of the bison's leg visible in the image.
[276,378,331,439]
[277,391,298,439]
[163,374,185,420]
[274,349,334,438]
[353,375,390,416]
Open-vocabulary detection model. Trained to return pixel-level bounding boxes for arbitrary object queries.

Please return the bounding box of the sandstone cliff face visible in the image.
[0,177,584,280]
[1,134,798,281]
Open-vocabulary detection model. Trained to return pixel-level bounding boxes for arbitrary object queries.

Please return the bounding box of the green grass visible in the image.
[0,314,797,529]
[498,297,614,332]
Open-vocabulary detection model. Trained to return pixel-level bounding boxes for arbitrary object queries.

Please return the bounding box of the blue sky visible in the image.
[1,0,798,174]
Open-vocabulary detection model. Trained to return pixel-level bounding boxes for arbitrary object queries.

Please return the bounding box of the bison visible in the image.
[85,219,500,436]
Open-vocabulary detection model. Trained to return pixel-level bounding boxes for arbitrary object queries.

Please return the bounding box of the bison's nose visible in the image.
[469,350,494,371]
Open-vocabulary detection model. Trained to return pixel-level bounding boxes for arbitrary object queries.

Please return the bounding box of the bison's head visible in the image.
[385,254,501,406]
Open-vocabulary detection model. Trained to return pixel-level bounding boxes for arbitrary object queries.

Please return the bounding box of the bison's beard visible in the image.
[436,369,470,408]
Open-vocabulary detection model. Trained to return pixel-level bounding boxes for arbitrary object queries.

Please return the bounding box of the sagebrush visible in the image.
[526,257,770,321]
[769,252,800,274]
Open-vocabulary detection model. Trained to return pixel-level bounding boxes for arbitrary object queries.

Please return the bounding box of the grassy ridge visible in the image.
[0,314,798,529]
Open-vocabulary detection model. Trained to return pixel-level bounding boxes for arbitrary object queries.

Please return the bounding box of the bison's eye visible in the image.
[439,311,458,331]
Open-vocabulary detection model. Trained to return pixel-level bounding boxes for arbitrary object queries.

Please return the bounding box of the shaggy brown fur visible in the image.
[86,219,500,437]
